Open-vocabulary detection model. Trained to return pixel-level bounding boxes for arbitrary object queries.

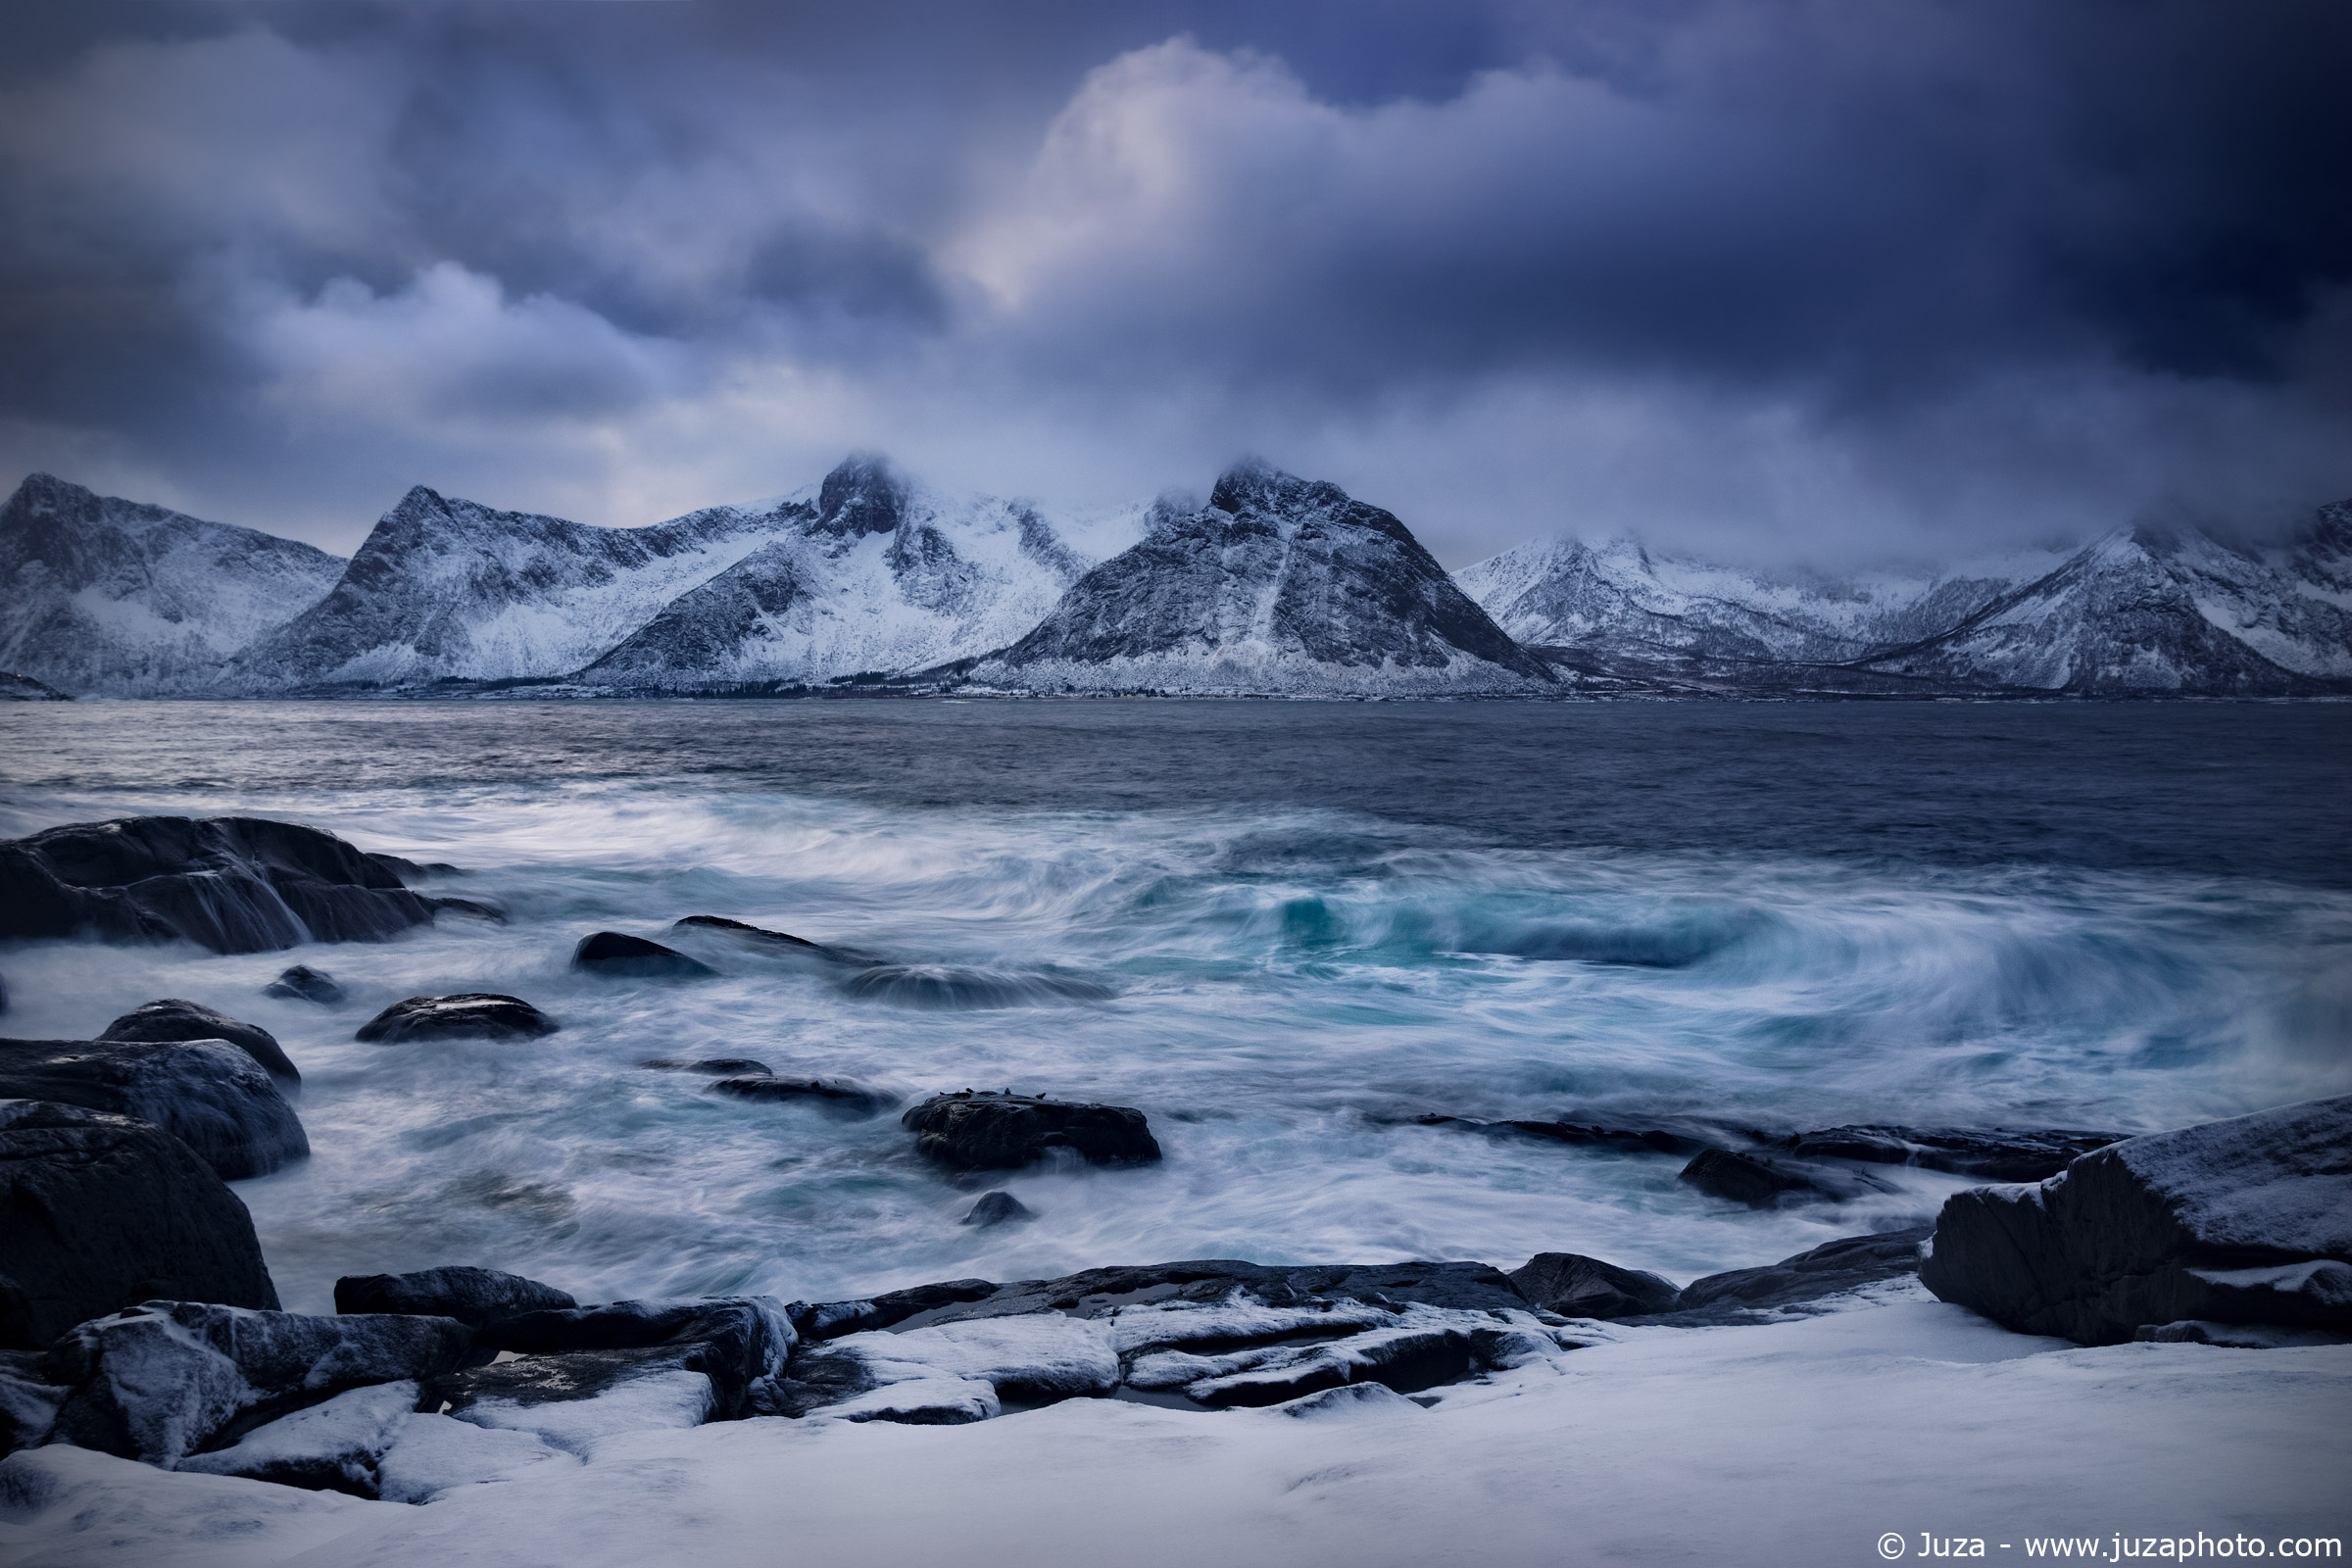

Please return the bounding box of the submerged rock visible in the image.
[1920,1095,2352,1345]
[1507,1253,1681,1319]
[1631,1227,1934,1326]
[334,1267,577,1328]
[842,965,1115,1009]
[264,966,344,1005]
[0,1038,308,1180]
[1678,1148,1895,1208]
[355,994,559,1045]
[903,1091,1161,1170]
[40,1300,475,1465]
[1780,1125,2122,1183]
[0,1102,279,1352]
[0,815,466,954]
[709,1075,892,1118]
[640,1056,773,1076]
[569,932,716,979]
[960,1191,1035,1228]
[98,999,300,1088]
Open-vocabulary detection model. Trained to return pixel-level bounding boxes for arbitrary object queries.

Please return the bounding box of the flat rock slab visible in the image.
[569,932,715,979]
[902,1092,1161,1169]
[1920,1094,2352,1345]
[335,1268,576,1328]
[640,1057,773,1076]
[356,995,559,1045]
[1626,1228,1934,1327]
[1779,1125,2122,1182]
[0,1038,308,1180]
[99,999,300,1087]
[0,815,462,954]
[0,1101,279,1353]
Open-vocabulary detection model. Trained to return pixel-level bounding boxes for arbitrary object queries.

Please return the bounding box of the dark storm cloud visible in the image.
[0,0,2345,563]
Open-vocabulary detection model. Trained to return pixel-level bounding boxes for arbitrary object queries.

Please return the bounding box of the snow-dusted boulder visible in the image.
[175,1380,416,1495]
[355,994,560,1045]
[0,1039,307,1180]
[0,815,460,954]
[901,1090,1161,1170]
[0,1102,278,1353]
[40,1301,474,1465]
[334,1267,576,1327]
[1638,1227,1933,1326]
[99,999,300,1088]
[372,1409,575,1502]
[1507,1252,1681,1319]
[1921,1096,2352,1344]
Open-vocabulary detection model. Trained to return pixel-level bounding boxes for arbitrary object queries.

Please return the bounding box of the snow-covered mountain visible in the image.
[966,461,1553,696]
[1856,524,2352,694]
[0,474,346,696]
[1459,506,2352,697]
[579,456,1118,691]
[223,486,795,691]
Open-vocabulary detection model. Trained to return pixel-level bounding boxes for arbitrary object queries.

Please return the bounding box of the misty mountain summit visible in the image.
[970,460,1555,696]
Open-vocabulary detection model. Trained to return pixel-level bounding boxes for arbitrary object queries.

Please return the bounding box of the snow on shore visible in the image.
[6,1295,2345,1568]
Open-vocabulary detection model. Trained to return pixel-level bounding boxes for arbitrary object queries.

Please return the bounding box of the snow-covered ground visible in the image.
[6,1294,2345,1568]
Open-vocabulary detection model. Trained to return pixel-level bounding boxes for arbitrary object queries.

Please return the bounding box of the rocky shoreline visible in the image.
[3,813,2348,1511]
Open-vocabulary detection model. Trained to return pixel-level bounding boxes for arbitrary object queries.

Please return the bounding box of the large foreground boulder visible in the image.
[0,1039,308,1180]
[355,995,559,1045]
[0,816,466,954]
[99,1000,300,1088]
[902,1091,1161,1169]
[1920,1096,2352,1345]
[40,1300,476,1464]
[334,1267,576,1327]
[0,1102,279,1352]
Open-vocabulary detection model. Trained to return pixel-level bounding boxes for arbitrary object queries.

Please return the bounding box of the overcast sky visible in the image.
[2,0,2347,566]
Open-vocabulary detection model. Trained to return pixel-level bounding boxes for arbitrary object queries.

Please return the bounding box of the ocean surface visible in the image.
[3,699,2348,1315]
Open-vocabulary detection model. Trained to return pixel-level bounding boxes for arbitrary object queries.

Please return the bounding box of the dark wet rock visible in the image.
[356,994,559,1045]
[175,1380,416,1496]
[264,965,345,1005]
[1630,1228,1934,1326]
[792,1280,1003,1341]
[472,1297,795,1418]
[335,1267,577,1328]
[1780,1125,2123,1183]
[641,1056,773,1076]
[842,965,1116,1009]
[960,1191,1034,1228]
[1185,1324,1477,1408]
[668,915,884,967]
[0,1038,308,1180]
[1416,1114,1714,1157]
[2131,1320,2352,1349]
[1507,1253,1681,1319]
[0,815,469,954]
[710,1075,892,1118]
[1678,1148,1895,1207]
[877,1259,1529,1330]
[366,853,461,881]
[423,1346,725,1446]
[98,998,300,1087]
[423,897,507,924]
[0,1101,279,1352]
[569,931,716,979]
[0,671,72,702]
[1,1348,66,1454]
[40,1300,474,1464]
[1920,1096,2352,1346]
[903,1091,1161,1171]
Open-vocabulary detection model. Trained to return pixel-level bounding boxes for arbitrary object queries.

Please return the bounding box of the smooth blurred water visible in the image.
[3,699,2347,1314]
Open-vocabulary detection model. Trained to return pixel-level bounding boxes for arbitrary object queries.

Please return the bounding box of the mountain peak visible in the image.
[815,453,908,538]
[1207,458,1343,517]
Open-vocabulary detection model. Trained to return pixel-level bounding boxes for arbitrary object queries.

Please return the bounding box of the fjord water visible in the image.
[3,700,2348,1314]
